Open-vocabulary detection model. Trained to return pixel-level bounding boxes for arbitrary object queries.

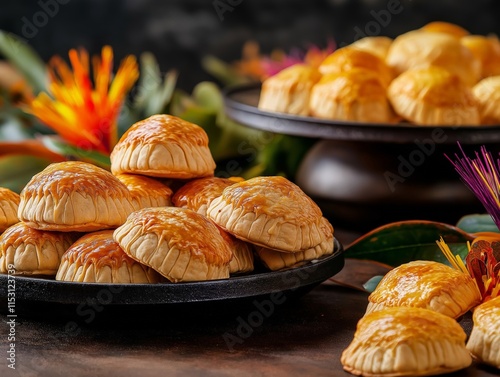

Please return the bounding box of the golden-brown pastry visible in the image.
[386,30,480,86]
[110,114,216,179]
[420,21,469,38]
[172,177,237,216]
[113,207,232,282]
[216,226,254,274]
[309,69,396,123]
[473,76,500,124]
[388,66,480,125]
[258,64,322,115]
[115,173,173,210]
[56,230,163,283]
[466,296,500,369]
[0,187,20,233]
[255,235,333,271]
[319,46,393,87]
[0,222,75,275]
[461,35,500,78]
[207,176,333,252]
[350,36,393,60]
[18,161,136,232]
[366,260,481,318]
[341,307,472,376]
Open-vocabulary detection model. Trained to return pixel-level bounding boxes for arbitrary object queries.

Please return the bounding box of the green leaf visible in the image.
[192,81,223,112]
[0,31,47,94]
[456,214,499,234]
[345,220,474,267]
[0,155,52,193]
[41,136,110,169]
[201,55,252,87]
[363,275,384,293]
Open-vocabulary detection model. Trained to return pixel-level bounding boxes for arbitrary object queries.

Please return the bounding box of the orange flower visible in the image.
[27,46,139,154]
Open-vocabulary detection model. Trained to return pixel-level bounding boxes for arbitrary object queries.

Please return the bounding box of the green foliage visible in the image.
[456,213,499,234]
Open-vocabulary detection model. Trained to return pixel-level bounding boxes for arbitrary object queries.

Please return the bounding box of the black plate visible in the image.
[223,83,500,144]
[0,239,343,318]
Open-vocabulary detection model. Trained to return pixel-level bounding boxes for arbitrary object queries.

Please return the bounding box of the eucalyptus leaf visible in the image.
[456,213,499,234]
[0,31,47,94]
[41,136,110,169]
[0,155,52,193]
[345,220,474,267]
[363,275,384,293]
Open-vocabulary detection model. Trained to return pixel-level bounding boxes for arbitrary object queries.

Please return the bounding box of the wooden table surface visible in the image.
[1,274,499,377]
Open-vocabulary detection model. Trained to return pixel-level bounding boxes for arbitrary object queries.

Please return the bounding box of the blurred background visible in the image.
[1,0,500,241]
[1,0,499,91]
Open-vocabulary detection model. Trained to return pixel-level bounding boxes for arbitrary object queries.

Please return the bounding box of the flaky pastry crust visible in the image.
[0,187,20,233]
[110,114,215,179]
[341,307,471,376]
[0,222,75,275]
[56,230,162,283]
[115,173,173,210]
[18,161,136,232]
[206,176,333,252]
[113,207,232,282]
[366,260,481,318]
[473,76,500,124]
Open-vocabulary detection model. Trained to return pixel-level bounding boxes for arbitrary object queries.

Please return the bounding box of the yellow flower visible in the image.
[27,46,139,154]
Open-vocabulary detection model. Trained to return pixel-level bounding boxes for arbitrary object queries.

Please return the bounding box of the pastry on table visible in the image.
[113,207,232,282]
[255,235,333,271]
[466,295,500,369]
[388,66,480,125]
[0,187,20,233]
[366,260,481,318]
[258,64,322,115]
[309,68,396,123]
[56,230,162,283]
[318,46,393,87]
[18,161,136,232]
[110,114,216,179]
[0,222,75,276]
[341,307,472,376]
[207,176,333,253]
[461,35,500,78]
[172,177,239,217]
[350,36,393,60]
[420,21,469,38]
[386,30,480,86]
[473,76,500,124]
[115,173,173,210]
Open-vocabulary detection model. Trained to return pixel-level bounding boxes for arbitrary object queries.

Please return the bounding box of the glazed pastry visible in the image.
[473,76,500,124]
[172,177,238,216]
[386,30,480,86]
[255,235,333,271]
[113,207,232,282]
[18,161,136,232]
[207,176,333,252]
[366,260,482,318]
[0,222,75,275]
[318,46,393,87]
[388,66,480,125]
[350,36,393,60]
[258,64,322,115]
[309,69,396,123]
[0,187,20,232]
[466,295,500,369]
[115,173,173,210]
[462,35,500,78]
[341,307,472,376]
[110,114,216,179]
[56,230,162,283]
[216,226,254,274]
[420,21,469,38]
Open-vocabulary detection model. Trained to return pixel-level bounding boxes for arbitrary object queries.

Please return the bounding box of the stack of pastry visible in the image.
[341,260,497,376]
[258,21,500,126]
[0,114,335,284]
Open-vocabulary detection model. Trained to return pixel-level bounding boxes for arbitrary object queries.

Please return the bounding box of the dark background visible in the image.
[1,0,499,91]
